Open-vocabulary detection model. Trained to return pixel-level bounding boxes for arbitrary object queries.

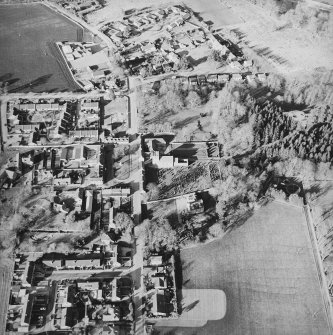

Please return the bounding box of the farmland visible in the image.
[156,200,332,335]
[0,3,84,93]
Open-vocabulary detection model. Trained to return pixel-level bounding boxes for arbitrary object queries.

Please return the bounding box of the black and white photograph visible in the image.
[0,0,333,334]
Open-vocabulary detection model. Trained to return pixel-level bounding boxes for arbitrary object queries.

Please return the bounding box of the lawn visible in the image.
[0,4,84,92]
[156,200,332,335]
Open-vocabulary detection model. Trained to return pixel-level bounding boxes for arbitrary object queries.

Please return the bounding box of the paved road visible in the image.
[44,1,116,51]
[0,99,8,149]
[0,263,13,335]
[130,227,145,335]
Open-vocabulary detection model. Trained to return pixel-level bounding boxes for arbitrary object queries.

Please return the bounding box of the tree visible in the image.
[174,55,189,70]
[140,67,148,78]
[145,218,178,252]
[208,223,224,237]
[114,212,134,232]
[146,182,159,200]
[186,91,201,108]
[163,91,184,112]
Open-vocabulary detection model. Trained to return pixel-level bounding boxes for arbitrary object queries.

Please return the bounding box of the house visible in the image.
[218,44,229,55]
[170,6,181,13]
[108,206,115,230]
[81,101,99,111]
[174,157,188,167]
[92,69,106,79]
[246,74,256,84]
[85,189,94,212]
[176,34,192,47]
[167,22,177,31]
[62,44,72,54]
[80,80,94,91]
[160,40,173,53]
[18,104,35,111]
[129,17,143,27]
[35,103,59,111]
[72,50,82,59]
[113,21,129,33]
[257,73,267,81]
[42,259,63,270]
[175,18,184,26]
[157,9,165,17]
[151,276,167,289]
[217,74,230,83]
[147,13,158,21]
[150,255,163,266]
[188,76,198,86]
[167,52,179,64]
[53,177,71,186]
[152,153,174,168]
[182,13,191,21]
[227,52,236,61]
[66,53,75,61]
[70,129,99,138]
[230,61,242,70]
[198,75,207,85]
[232,73,243,81]
[141,43,156,54]
[186,193,204,214]
[243,59,253,67]
[176,76,188,85]
[207,74,218,83]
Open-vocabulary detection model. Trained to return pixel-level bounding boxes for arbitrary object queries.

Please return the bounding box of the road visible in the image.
[127,77,140,135]
[44,1,116,51]
[0,99,8,149]
[130,226,146,335]
[0,263,14,335]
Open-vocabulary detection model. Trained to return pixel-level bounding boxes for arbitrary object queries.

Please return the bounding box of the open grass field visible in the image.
[0,4,83,93]
[88,0,241,28]
[157,200,332,335]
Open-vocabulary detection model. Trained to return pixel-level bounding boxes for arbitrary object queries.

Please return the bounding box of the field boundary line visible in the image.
[303,204,333,334]
[53,42,85,91]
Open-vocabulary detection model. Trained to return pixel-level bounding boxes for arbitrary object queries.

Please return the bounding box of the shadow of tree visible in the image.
[252,45,290,65]
[6,78,20,86]
[9,74,53,93]
[174,116,200,129]
[0,73,13,82]
[182,299,199,312]
[187,56,208,67]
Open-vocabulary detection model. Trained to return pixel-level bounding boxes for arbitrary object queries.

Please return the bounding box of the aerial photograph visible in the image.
[0,0,333,334]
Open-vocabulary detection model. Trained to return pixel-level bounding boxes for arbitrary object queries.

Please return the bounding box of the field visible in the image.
[311,182,333,290]
[156,200,332,335]
[0,4,84,93]
[87,0,241,28]
[220,0,333,76]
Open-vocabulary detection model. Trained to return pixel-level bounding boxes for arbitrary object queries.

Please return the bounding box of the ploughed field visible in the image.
[0,3,83,93]
[158,201,332,335]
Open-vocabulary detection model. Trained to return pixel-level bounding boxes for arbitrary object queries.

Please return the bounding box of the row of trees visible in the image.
[250,101,298,147]
[250,101,333,164]
[143,218,178,255]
